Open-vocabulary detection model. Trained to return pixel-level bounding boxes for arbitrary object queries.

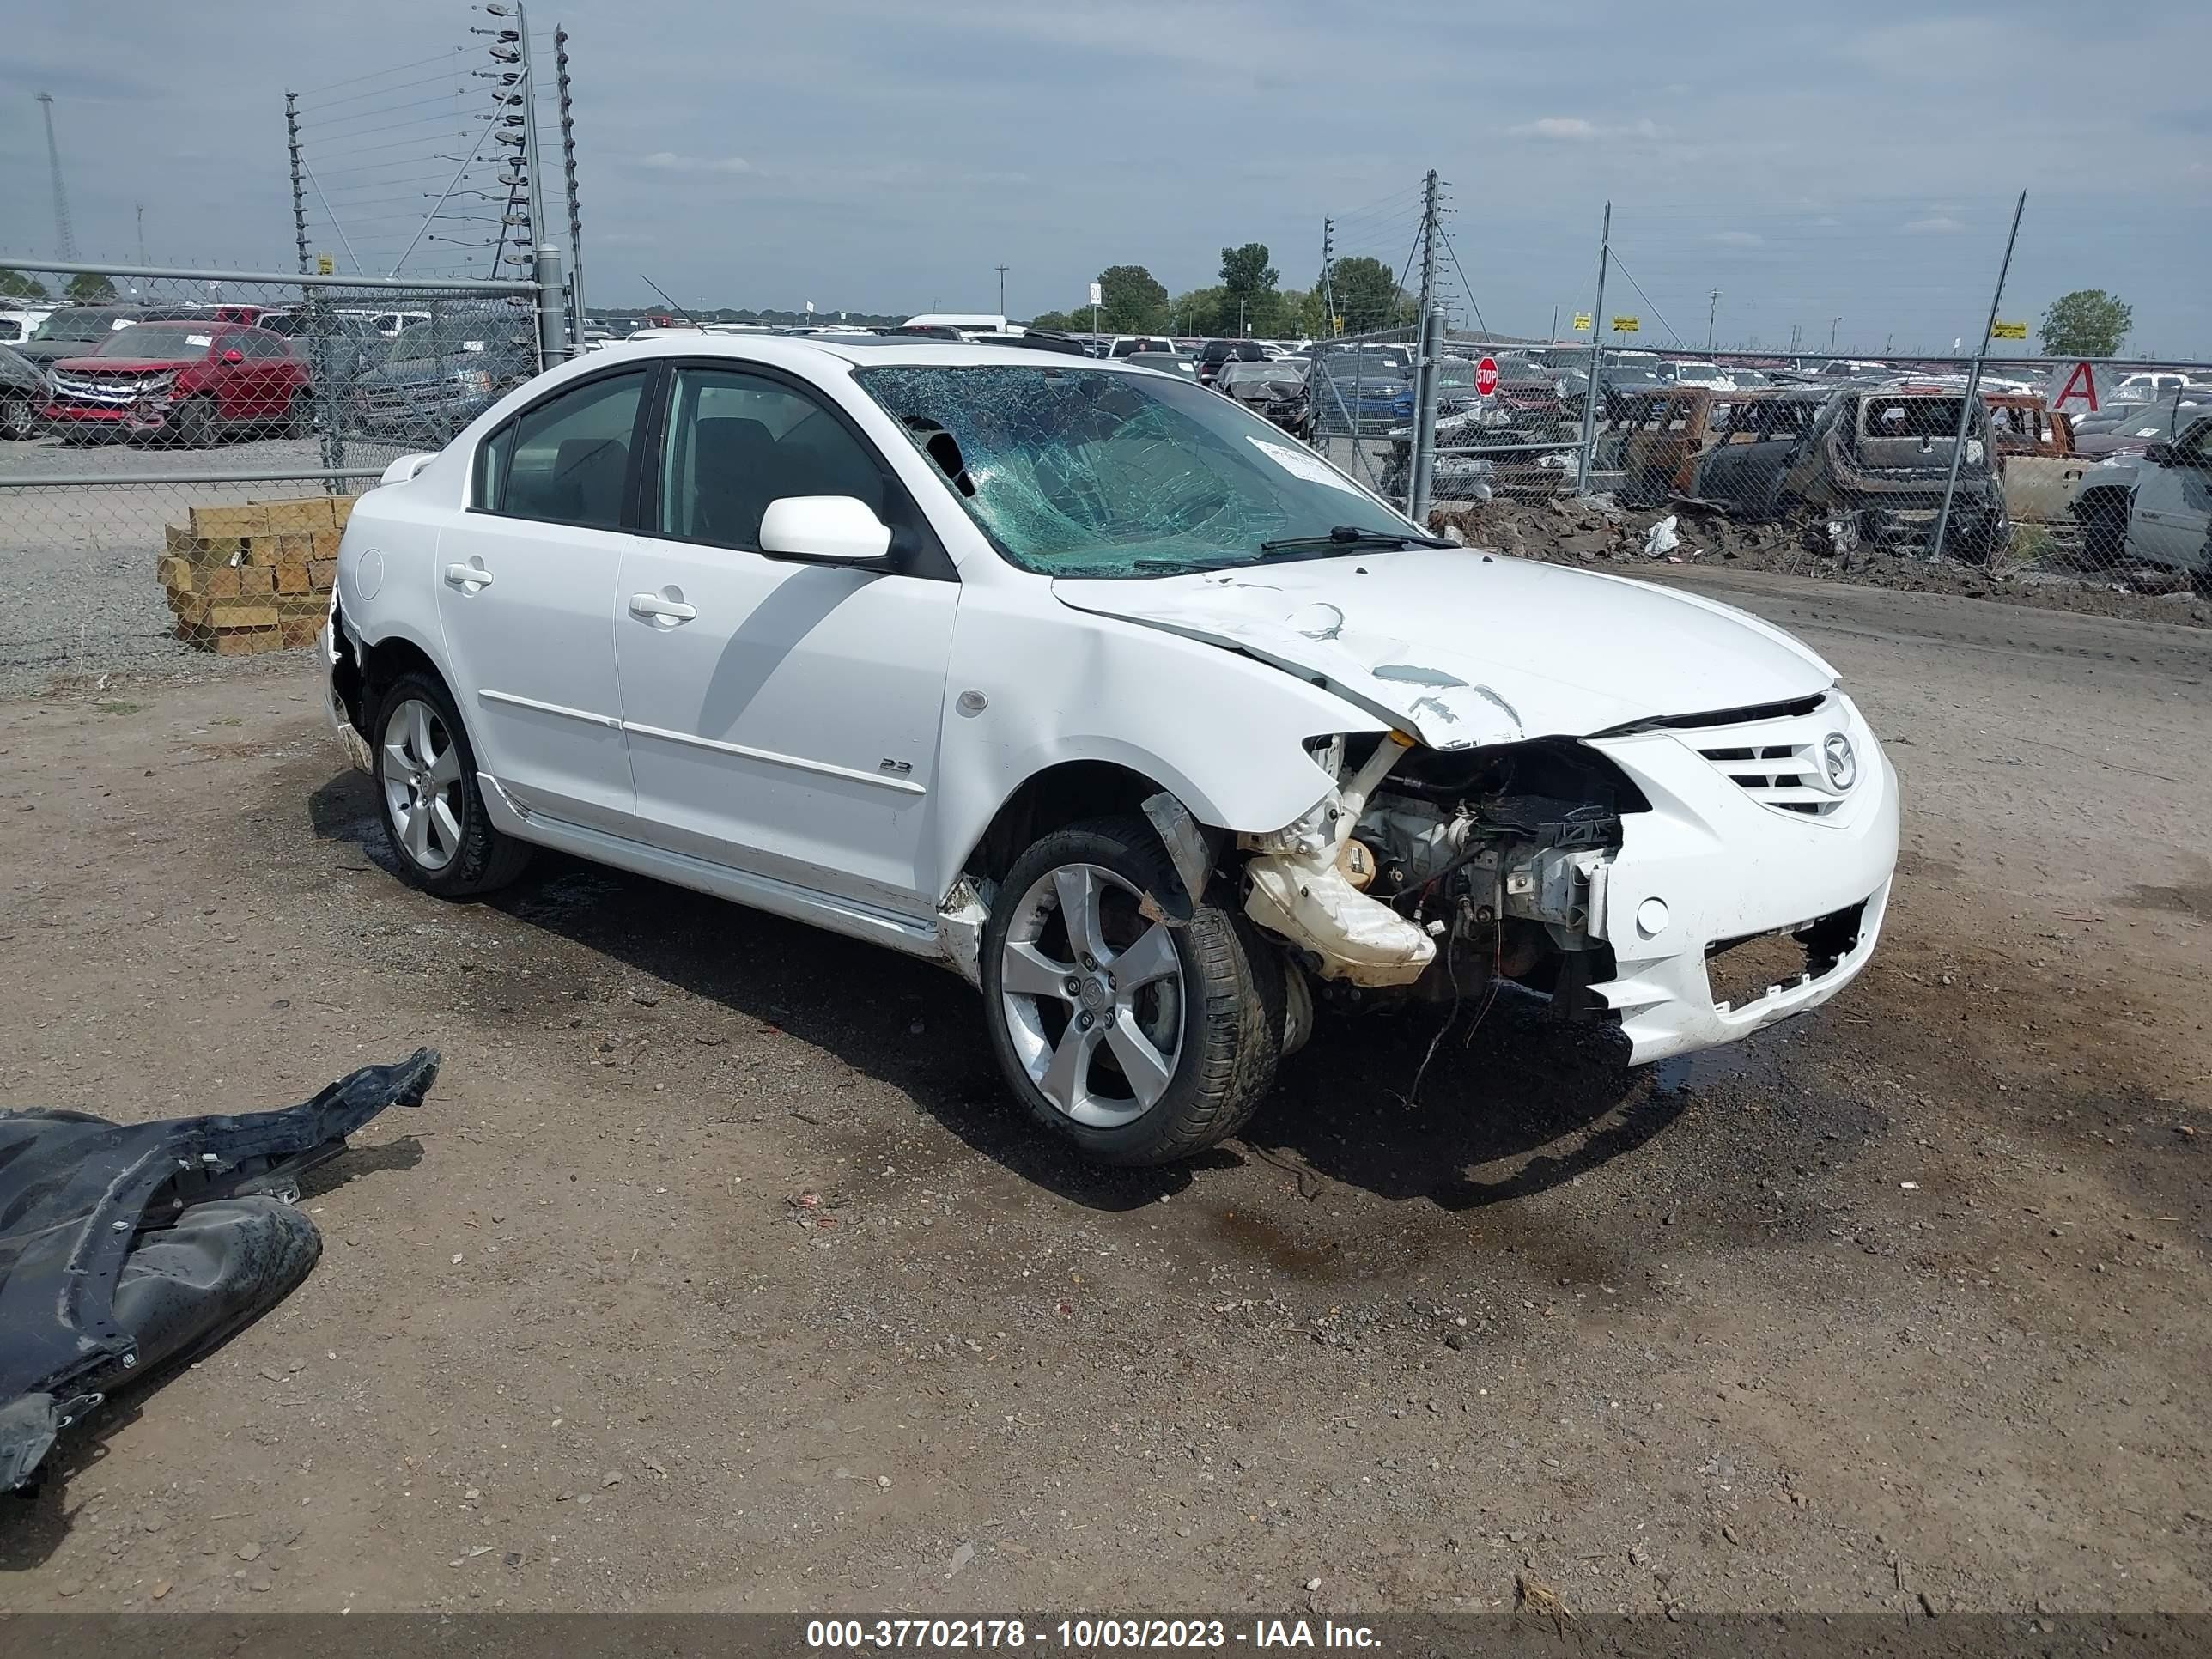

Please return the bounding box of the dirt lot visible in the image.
[0,570,2206,1618]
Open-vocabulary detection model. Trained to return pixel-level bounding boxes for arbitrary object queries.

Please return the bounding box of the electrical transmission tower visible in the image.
[37,92,77,261]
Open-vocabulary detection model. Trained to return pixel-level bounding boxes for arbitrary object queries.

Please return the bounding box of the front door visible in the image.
[433,365,650,835]
[613,362,957,912]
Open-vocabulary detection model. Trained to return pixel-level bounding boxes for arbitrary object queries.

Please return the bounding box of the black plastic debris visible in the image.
[0,1049,438,1492]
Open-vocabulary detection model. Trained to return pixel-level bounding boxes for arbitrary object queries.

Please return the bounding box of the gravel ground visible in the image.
[0,569,2205,1618]
[0,428,413,697]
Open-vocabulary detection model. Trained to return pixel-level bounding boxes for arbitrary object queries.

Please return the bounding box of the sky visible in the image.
[3,0,2208,356]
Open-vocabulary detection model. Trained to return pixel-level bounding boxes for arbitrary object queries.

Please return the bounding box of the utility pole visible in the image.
[555,27,586,347]
[994,263,1008,319]
[284,92,310,275]
[1831,316,1842,352]
[1931,191,2026,563]
[1549,304,1559,343]
[1409,167,1443,521]
[1706,287,1720,353]
[512,2,560,354]
[135,203,148,266]
[1319,216,1336,339]
[36,92,76,261]
[1574,203,1612,495]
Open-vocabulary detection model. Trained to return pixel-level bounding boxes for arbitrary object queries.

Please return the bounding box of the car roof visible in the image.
[591,334,1180,373]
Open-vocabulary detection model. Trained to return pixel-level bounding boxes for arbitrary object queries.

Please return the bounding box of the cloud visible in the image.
[1507,116,1660,143]
[638,152,753,174]
[1901,215,1966,233]
[1711,230,1764,247]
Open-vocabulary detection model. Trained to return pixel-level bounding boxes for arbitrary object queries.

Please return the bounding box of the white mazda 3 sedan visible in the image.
[325,336,1898,1164]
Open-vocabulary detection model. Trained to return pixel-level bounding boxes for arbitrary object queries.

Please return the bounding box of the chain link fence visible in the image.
[0,261,548,687]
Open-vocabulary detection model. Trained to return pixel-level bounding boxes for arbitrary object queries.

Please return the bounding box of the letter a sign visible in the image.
[2049,360,2100,416]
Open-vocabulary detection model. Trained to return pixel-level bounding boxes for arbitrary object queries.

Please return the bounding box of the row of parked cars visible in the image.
[0,300,538,448]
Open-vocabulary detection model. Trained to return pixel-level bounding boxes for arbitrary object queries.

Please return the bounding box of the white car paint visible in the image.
[329,333,1897,1103]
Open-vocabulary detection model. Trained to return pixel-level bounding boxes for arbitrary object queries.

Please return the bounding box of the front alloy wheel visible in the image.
[1000,863,1186,1127]
[981,817,1283,1165]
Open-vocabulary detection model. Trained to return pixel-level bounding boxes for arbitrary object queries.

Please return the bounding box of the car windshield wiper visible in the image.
[1258,525,1455,556]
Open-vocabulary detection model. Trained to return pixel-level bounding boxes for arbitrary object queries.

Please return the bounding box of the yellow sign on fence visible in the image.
[1991,320,2028,340]
[1611,315,1640,334]
[316,253,335,275]
[1571,312,1592,331]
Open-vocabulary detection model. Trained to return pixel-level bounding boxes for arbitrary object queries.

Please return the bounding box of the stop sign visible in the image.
[1475,356,1499,397]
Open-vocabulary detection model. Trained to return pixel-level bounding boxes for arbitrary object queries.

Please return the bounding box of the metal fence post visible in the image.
[555,27,586,349]
[533,244,566,372]
[1574,202,1612,498]
[1931,191,2026,562]
[1410,305,1443,525]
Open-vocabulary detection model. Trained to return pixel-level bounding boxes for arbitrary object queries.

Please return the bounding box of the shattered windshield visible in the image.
[856,364,1406,577]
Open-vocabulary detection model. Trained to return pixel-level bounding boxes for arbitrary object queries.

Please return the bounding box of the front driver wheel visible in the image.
[981,817,1282,1165]
[371,671,532,898]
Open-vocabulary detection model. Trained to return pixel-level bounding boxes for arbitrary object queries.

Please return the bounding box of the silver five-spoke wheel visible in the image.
[999,863,1185,1127]
[380,696,465,873]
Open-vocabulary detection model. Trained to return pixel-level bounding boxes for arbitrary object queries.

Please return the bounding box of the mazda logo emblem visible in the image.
[1822,732,1857,793]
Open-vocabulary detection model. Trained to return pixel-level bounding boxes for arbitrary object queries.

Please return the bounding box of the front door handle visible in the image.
[629,593,697,623]
[445,562,493,591]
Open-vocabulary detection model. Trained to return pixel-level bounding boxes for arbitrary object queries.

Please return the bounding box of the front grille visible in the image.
[1688,696,1848,818]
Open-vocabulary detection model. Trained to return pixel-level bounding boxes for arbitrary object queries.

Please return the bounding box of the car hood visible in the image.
[55,356,193,373]
[1052,549,1837,750]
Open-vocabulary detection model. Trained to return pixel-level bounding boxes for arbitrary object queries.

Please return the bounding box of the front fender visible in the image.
[926,593,1384,902]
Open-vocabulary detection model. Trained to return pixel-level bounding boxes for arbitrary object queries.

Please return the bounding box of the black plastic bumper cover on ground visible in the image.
[0,1049,439,1492]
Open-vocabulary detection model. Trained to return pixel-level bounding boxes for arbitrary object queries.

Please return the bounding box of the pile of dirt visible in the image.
[1426,495,2211,629]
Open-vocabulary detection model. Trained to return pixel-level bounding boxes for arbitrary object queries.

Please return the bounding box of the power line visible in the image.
[301,48,468,97]
[1437,223,1489,340]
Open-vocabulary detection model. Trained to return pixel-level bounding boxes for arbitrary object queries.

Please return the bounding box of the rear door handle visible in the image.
[629,593,697,622]
[445,562,492,590]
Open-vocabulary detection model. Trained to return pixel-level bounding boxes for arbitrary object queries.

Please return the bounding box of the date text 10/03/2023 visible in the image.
[805,1619,1382,1649]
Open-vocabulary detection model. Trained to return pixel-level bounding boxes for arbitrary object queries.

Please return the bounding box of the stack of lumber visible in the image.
[157,496,356,654]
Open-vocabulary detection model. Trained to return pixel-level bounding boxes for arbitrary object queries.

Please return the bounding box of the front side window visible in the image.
[856,363,1405,579]
[659,366,890,547]
[480,369,646,529]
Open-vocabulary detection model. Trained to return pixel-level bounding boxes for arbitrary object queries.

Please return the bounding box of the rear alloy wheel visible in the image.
[981,817,1281,1165]
[371,672,532,899]
[0,396,33,441]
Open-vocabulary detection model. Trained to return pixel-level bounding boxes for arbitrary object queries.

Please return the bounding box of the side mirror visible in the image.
[222,348,246,365]
[2143,441,2179,467]
[757,495,894,566]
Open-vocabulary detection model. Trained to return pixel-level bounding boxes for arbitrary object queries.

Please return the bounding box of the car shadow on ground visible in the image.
[306,770,1681,1217]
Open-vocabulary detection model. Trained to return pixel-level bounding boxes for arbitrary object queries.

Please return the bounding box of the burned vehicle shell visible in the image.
[0,1050,437,1491]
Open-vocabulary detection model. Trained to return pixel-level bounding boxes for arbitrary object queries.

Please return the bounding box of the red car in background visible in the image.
[44,320,313,447]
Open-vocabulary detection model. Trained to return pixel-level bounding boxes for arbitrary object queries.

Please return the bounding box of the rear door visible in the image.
[2133,416,2212,569]
[611,359,958,909]
[432,365,652,835]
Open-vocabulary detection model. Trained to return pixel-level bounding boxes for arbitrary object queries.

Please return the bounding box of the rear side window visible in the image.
[477,369,647,528]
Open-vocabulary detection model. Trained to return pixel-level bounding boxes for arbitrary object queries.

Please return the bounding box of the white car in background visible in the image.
[1662,360,1737,392]
[325,337,1898,1164]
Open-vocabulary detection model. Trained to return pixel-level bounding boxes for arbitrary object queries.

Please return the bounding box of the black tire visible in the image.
[284,392,313,440]
[2076,493,2129,571]
[0,395,33,441]
[171,395,217,450]
[981,816,1282,1165]
[370,669,532,899]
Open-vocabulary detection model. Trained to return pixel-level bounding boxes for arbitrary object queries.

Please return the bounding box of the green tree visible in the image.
[1097,264,1169,333]
[1218,242,1279,337]
[1025,309,1079,331]
[1170,285,1227,338]
[2038,289,2132,357]
[0,268,50,300]
[64,271,117,303]
[1322,256,1414,333]
[1276,288,1322,340]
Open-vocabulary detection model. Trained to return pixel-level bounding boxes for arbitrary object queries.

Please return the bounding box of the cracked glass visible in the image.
[855,364,1402,578]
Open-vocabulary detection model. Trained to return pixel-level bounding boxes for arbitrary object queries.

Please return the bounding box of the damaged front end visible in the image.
[1238,732,1643,1018]
[0,1051,438,1492]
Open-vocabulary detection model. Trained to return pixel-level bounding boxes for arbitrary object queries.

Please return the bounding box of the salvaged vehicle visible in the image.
[1636,383,2010,557]
[2069,409,2212,574]
[325,339,1898,1164]
[1217,357,1310,434]
[1983,394,2084,524]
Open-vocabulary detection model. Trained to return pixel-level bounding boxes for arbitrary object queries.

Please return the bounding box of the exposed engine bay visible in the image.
[1239,733,1646,1028]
